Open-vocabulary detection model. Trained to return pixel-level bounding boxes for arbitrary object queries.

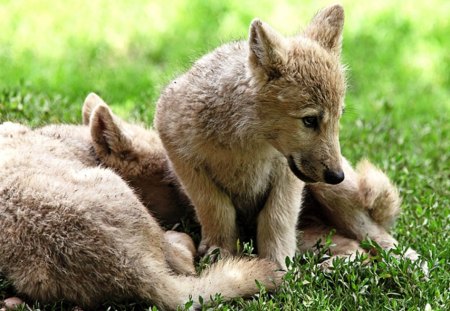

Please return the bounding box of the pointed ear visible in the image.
[82,93,107,125]
[248,19,287,80]
[89,104,133,159]
[303,4,344,55]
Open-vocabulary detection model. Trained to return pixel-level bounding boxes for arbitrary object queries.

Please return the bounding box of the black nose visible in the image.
[324,169,345,184]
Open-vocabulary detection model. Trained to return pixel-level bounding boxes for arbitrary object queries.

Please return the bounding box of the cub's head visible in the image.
[82,93,190,224]
[248,5,346,184]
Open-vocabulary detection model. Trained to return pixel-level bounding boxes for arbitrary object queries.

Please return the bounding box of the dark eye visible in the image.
[302,116,318,129]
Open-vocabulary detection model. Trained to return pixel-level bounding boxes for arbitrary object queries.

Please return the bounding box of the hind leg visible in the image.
[298,203,368,270]
[299,225,366,257]
[300,224,369,271]
[305,158,398,245]
[303,157,419,260]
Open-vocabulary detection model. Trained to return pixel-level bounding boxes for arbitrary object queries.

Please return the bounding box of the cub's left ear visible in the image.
[89,104,133,159]
[303,4,344,56]
[248,19,288,80]
[82,93,107,125]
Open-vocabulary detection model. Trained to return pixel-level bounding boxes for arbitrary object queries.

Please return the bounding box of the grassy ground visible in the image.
[0,0,449,310]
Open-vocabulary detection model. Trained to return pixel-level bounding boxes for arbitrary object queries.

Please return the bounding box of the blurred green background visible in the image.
[0,0,448,124]
[0,0,449,309]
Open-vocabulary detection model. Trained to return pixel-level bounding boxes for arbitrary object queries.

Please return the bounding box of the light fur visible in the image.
[155,4,347,268]
[0,94,282,310]
[299,157,420,264]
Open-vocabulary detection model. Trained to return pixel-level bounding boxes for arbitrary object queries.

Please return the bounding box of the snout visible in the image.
[323,168,345,184]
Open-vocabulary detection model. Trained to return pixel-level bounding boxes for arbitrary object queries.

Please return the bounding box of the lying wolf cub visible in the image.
[0,94,282,310]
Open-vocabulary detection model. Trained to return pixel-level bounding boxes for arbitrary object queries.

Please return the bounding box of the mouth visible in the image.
[287,156,316,183]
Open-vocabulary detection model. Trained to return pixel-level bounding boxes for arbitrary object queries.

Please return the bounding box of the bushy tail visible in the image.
[356,159,401,229]
[149,257,283,310]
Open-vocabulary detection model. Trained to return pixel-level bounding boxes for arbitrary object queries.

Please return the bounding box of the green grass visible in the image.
[0,0,449,310]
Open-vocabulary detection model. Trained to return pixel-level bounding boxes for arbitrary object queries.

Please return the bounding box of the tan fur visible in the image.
[155,4,347,268]
[0,94,283,310]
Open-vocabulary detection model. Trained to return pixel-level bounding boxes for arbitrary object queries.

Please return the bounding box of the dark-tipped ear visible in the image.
[248,19,287,80]
[90,104,132,158]
[82,93,107,125]
[303,4,344,55]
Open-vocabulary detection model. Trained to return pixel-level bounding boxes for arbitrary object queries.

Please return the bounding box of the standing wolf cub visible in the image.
[0,94,282,310]
[156,5,347,268]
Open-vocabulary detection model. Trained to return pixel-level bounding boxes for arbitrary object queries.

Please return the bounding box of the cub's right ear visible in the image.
[89,104,132,160]
[82,93,107,125]
[303,4,344,56]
